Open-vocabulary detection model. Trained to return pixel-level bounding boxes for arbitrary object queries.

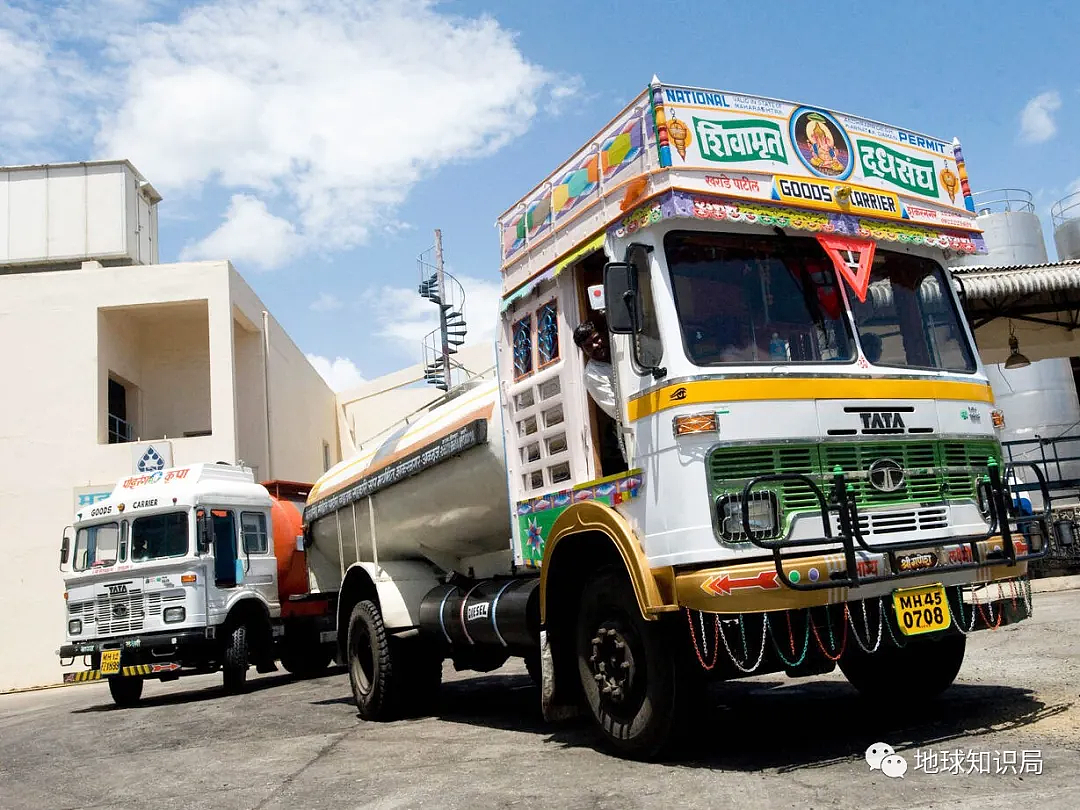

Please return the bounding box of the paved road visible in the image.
[2,589,1079,810]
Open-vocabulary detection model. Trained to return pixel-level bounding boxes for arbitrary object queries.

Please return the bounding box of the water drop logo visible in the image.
[137,446,165,472]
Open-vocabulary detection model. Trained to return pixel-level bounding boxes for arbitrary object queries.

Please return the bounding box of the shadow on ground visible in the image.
[69,666,349,714]
[362,671,1073,771]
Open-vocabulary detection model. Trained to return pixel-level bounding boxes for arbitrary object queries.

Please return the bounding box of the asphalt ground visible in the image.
[2,586,1079,810]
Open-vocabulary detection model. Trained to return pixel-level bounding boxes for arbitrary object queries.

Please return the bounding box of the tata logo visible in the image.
[860,411,906,430]
[112,603,129,619]
[107,583,129,596]
[670,387,688,401]
[867,459,905,493]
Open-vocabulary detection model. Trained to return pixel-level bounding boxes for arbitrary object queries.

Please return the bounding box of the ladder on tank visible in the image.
[417,229,468,392]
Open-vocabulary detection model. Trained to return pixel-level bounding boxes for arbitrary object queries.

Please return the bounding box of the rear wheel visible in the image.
[108,676,143,708]
[576,567,685,760]
[280,636,333,678]
[222,624,250,694]
[839,632,966,701]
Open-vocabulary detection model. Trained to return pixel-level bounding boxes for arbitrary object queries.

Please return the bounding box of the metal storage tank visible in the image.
[968,190,1080,503]
[1052,191,1080,262]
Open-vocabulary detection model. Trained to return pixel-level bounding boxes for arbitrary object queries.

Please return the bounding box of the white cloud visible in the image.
[369,274,501,350]
[0,27,95,160]
[310,293,343,313]
[1019,90,1062,144]
[180,194,301,269]
[306,353,366,392]
[91,0,574,261]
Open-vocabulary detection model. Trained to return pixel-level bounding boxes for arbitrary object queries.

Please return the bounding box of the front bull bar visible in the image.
[738,459,1052,591]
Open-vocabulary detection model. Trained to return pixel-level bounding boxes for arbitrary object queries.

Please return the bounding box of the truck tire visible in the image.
[108,676,143,708]
[576,566,684,760]
[222,624,250,694]
[839,633,966,701]
[347,600,396,720]
[280,639,333,678]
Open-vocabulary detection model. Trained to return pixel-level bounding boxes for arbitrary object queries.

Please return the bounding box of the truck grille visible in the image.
[94,588,146,634]
[69,588,186,636]
[708,439,1000,527]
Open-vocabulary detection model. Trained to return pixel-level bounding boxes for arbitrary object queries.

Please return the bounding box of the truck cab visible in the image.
[59,463,333,706]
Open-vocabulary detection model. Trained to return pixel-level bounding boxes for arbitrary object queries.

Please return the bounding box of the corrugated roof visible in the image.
[950,258,1080,275]
[952,259,1080,300]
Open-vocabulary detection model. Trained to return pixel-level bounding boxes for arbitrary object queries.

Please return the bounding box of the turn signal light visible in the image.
[673,412,719,437]
[181,574,197,584]
[991,409,1006,429]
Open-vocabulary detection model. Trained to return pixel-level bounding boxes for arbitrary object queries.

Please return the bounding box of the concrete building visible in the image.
[0,160,341,691]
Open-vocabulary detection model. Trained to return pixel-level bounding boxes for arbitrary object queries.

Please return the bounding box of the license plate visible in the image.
[892,583,951,636]
[100,649,121,675]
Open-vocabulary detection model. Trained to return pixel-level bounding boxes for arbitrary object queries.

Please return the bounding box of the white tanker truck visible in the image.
[304,78,1051,759]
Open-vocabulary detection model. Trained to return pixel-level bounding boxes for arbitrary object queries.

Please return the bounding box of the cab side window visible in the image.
[241,512,269,555]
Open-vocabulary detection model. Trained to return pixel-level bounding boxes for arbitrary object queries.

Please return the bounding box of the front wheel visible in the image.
[576,567,685,760]
[347,600,396,720]
[108,676,143,707]
[839,632,966,701]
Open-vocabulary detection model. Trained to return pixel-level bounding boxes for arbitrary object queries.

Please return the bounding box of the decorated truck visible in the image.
[58,463,336,706]
[303,77,1051,759]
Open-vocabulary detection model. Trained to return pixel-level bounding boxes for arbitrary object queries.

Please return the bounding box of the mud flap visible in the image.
[540,628,581,722]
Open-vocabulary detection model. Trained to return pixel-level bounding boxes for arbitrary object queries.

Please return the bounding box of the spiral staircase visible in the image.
[417,230,468,391]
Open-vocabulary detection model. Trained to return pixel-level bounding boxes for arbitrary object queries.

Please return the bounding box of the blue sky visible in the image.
[3,0,1079,388]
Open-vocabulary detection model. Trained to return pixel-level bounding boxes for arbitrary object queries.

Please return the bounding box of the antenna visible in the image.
[417,229,468,391]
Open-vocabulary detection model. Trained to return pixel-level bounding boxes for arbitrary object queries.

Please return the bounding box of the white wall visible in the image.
[229,269,339,484]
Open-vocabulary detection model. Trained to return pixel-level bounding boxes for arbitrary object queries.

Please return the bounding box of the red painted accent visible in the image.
[815,234,877,303]
[704,570,780,596]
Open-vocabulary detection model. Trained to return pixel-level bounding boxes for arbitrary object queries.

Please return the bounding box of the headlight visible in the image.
[718,493,780,541]
[163,607,186,624]
[68,619,82,635]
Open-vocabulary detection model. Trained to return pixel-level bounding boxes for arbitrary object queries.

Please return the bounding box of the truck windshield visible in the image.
[664,231,853,365]
[849,251,976,373]
[131,512,189,562]
[73,523,121,571]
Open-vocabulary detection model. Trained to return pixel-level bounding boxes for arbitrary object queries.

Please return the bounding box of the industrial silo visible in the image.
[1052,191,1080,262]
[964,190,1080,504]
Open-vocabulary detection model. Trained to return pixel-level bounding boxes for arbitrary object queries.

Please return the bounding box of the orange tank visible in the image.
[263,480,321,616]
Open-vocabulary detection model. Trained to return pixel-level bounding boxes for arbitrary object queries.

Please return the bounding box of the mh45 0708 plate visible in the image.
[892,583,951,636]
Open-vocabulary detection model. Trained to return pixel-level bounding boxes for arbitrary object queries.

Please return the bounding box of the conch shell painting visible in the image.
[667,109,691,160]
[939,161,959,203]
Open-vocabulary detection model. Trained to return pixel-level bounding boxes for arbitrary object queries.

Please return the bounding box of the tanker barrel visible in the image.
[418,578,540,653]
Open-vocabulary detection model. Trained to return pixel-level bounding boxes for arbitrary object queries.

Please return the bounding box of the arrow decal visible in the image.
[701,570,781,596]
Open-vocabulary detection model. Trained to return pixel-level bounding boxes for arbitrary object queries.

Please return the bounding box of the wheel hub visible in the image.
[589,623,635,705]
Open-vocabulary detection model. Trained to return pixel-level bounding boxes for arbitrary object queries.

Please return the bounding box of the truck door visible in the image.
[210,509,239,587]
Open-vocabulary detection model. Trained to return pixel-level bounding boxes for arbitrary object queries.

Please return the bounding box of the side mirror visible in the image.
[196,509,211,555]
[59,527,72,569]
[604,261,641,334]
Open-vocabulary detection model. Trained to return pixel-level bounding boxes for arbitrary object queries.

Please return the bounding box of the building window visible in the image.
[322,441,332,472]
[512,314,533,380]
[108,376,134,444]
[241,512,269,555]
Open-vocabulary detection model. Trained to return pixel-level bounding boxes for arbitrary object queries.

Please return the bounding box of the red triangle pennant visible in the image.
[815,234,876,303]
